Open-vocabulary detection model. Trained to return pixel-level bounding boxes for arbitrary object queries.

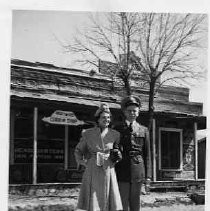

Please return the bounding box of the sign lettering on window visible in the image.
[14,139,64,163]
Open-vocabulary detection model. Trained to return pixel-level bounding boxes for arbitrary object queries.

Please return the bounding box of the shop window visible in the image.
[10,108,34,183]
[68,126,83,169]
[159,128,183,170]
[14,109,33,138]
[13,108,65,164]
[37,111,65,164]
[14,108,33,164]
[198,138,206,179]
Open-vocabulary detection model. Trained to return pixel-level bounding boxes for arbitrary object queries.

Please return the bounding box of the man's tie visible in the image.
[129,122,133,133]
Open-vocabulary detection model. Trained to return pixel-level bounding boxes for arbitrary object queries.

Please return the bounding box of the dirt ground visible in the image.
[142,204,205,211]
[9,204,206,211]
[9,188,206,211]
[76,205,205,211]
[9,196,205,211]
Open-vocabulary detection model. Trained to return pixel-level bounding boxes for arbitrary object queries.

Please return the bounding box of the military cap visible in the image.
[121,95,141,110]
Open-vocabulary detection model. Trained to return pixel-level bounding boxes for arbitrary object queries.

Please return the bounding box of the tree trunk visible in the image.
[147,78,155,181]
[124,78,132,96]
[148,78,155,131]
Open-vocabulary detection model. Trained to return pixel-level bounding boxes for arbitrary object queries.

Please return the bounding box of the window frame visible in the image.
[158,127,183,171]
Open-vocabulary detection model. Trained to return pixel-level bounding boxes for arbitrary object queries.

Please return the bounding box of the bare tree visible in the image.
[132,13,206,130]
[63,12,142,95]
[62,12,206,130]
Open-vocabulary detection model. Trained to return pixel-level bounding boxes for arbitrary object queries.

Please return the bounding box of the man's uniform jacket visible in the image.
[113,121,152,183]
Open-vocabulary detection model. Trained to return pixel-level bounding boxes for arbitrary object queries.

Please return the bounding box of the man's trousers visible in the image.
[118,181,142,211]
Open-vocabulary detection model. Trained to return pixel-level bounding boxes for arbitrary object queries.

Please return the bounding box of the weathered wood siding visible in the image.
[11,59,203,116]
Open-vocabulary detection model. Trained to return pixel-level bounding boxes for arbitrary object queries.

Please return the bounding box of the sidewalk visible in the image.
[8,189,203,211]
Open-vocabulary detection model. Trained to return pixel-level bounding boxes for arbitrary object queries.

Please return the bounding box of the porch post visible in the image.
[33,107,38,184]
[152,118,156,181]
[64,125,68,170]
[194,122,198,180]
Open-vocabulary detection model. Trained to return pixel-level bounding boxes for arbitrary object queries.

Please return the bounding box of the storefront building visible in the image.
[9,59,206,185]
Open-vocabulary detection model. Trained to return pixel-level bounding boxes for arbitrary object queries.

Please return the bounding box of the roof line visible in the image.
[11,63,113,81]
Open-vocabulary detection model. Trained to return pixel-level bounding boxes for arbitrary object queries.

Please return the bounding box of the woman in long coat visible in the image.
[74,104,122,211]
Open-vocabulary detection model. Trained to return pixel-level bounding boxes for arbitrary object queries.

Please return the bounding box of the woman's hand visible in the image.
[77,159,87,171]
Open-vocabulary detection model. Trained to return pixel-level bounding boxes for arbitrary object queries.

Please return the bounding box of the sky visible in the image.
[12,11,89,67]
[11,10,208,114]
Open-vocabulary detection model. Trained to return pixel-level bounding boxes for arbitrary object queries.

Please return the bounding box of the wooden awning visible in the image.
[11,90,121,109]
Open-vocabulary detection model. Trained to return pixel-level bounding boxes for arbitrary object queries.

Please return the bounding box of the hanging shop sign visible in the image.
[42,110,85,126]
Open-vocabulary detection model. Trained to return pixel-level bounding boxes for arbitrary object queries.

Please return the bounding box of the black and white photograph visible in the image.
[0,1,209,211]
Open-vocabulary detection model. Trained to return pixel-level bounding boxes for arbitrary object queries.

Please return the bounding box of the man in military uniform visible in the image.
[113,95,152,211]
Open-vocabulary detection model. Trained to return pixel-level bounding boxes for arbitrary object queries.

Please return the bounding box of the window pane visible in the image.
[14,108,33,138]
[14,138,33,163]
[68,126,82,169]
[37,111,65,164]
[161,131,180,169]
[14,108,33,164]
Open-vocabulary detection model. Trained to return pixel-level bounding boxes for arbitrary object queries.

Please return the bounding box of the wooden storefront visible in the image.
[9,59,206,185]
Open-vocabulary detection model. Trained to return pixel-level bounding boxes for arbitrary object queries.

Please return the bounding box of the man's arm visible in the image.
[110,129,123,163]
